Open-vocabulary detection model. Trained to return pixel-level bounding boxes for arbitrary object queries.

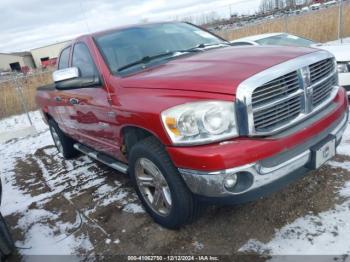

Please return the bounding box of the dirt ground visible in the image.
[5,138,350,261]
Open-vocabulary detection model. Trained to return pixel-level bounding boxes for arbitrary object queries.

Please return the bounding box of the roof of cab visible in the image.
[90,21,179,38]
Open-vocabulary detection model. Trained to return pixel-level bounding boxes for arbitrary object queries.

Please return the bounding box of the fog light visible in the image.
[223,174,238,189]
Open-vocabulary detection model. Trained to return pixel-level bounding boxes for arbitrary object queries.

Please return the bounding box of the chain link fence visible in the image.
[0,70,53,120]
[216,2,349,42]
[175,1,349,43]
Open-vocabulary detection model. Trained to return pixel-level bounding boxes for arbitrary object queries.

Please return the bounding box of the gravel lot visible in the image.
[1,111,350,261]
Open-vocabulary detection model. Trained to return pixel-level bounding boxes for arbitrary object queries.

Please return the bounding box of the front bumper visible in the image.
[173,89,349,203]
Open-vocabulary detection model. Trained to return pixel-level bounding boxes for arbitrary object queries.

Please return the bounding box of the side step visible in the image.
[73,143,128,174]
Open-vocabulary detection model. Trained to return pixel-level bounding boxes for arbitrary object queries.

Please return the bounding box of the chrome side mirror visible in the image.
[53,67,79,82]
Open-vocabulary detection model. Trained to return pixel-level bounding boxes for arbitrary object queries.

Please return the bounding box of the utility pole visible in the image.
[338,0,343,44]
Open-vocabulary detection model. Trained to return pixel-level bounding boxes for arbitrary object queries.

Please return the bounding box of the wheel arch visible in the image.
[121,125,165,159]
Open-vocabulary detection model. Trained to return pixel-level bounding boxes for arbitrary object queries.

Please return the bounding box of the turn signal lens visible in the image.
[165,117,180,136]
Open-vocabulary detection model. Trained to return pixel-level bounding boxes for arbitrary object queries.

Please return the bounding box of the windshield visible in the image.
[256,34,315,47]
[95,22,226,74]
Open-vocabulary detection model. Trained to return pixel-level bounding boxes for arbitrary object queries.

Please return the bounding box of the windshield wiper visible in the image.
[117,53,174,72]
[117,43,230,72]
[117,49,201,72]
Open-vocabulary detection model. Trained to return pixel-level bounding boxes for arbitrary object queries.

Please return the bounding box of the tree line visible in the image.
[259,0,314,13]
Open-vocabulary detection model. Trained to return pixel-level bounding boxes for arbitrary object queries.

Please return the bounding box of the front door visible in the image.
[66,42,120,156]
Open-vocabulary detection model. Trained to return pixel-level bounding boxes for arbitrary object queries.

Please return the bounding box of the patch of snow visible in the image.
[18,223,93,256]
[1,131,54,216]
[193,241,204,251]
[239,202,350,255]
[328,160,350,171]
[105,239,111,244]
[114,239,120,244]
[123,203,145,214]
[337,123,350,156]
[0,110,48,143]
[0,111,142,257]
[239,123,350,256]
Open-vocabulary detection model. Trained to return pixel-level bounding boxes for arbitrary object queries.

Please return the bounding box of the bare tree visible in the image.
[259,0,308,13]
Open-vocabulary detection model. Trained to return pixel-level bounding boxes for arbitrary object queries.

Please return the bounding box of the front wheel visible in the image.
[129,137,203,229]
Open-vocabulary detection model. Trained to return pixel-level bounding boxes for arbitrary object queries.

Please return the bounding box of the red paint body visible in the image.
[36,33,348,171]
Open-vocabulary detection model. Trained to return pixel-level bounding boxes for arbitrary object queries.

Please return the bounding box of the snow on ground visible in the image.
[0,111,47,133]
[0,111,143,258]
[0,111,48,143]
[239,119,350,257]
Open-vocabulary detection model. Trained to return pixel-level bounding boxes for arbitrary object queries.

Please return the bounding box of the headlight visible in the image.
[161,101,238,145]
[337,62,349,73]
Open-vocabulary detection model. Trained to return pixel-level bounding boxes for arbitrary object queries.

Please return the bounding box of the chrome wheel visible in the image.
[50,126,63,154]
[135,158,172,216]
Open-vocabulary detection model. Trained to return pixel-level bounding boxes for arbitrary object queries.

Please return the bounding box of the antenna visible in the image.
[78,0,113,103]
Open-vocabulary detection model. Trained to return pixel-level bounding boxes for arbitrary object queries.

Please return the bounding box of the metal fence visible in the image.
[176,1,349,43]
[215,1,350,43]
[0,70,53,120]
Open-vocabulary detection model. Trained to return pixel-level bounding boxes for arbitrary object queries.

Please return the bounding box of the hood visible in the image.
[119,46,318,95]
[312,43,350,62]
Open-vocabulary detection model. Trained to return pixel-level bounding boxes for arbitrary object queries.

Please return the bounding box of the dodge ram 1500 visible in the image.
[36,22,349,229]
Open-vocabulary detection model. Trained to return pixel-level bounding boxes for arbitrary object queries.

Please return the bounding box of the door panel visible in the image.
[64,87,120,156]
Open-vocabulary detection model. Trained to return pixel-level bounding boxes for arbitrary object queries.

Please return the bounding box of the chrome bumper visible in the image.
[179,111,348,198]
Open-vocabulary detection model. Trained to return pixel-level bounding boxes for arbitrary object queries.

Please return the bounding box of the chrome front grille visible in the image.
[312,75,337,107]
[236,51,339,136]
[252,71,300,107]
[309,58,334,84]
[254,95,302,131]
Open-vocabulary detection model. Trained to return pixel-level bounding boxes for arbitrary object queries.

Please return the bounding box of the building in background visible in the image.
[30,40,71,68]
[0,52,35,72]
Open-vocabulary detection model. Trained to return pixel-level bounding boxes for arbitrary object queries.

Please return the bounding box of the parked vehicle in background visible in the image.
[0,179,15,258]
[301,6,310,12]
[231,33,350,95]
[310,3,322,10]
[36,22,348,229]
[324,0,337,7]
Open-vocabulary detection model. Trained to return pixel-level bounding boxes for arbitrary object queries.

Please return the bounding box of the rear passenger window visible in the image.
[72,43,97,77]
[58,47,70,69]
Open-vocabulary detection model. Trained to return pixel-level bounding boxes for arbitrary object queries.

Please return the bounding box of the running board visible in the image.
[73,143,128,174]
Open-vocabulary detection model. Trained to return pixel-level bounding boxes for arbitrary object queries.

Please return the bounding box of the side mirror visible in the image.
[53,67,101,90]
[53,67,79,82]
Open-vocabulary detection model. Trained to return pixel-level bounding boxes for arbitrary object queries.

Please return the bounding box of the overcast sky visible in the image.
[0,0,260,53]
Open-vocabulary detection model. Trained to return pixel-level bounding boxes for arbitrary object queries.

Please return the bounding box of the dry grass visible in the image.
[0,71,53,119]
[218,4,350,43]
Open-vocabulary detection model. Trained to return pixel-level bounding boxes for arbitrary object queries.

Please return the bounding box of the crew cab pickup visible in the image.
[36,22,349,229]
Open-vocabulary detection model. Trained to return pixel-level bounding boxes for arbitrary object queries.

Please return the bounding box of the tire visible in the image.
[48,119,79,159]
[0,213,14,257]
[129,137,204,229]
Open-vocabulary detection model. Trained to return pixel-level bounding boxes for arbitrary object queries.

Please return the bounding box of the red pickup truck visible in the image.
[36,22,348,229]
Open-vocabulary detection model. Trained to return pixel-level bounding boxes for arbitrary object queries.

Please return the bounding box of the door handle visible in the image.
[55,96,62,102]
[69,98,80,105]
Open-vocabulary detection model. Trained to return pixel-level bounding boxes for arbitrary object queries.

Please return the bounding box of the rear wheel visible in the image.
[48,119,78,159]
[129,137,203,229]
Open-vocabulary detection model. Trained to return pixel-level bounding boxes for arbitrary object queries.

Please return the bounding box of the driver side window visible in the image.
[72,43,97,77]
